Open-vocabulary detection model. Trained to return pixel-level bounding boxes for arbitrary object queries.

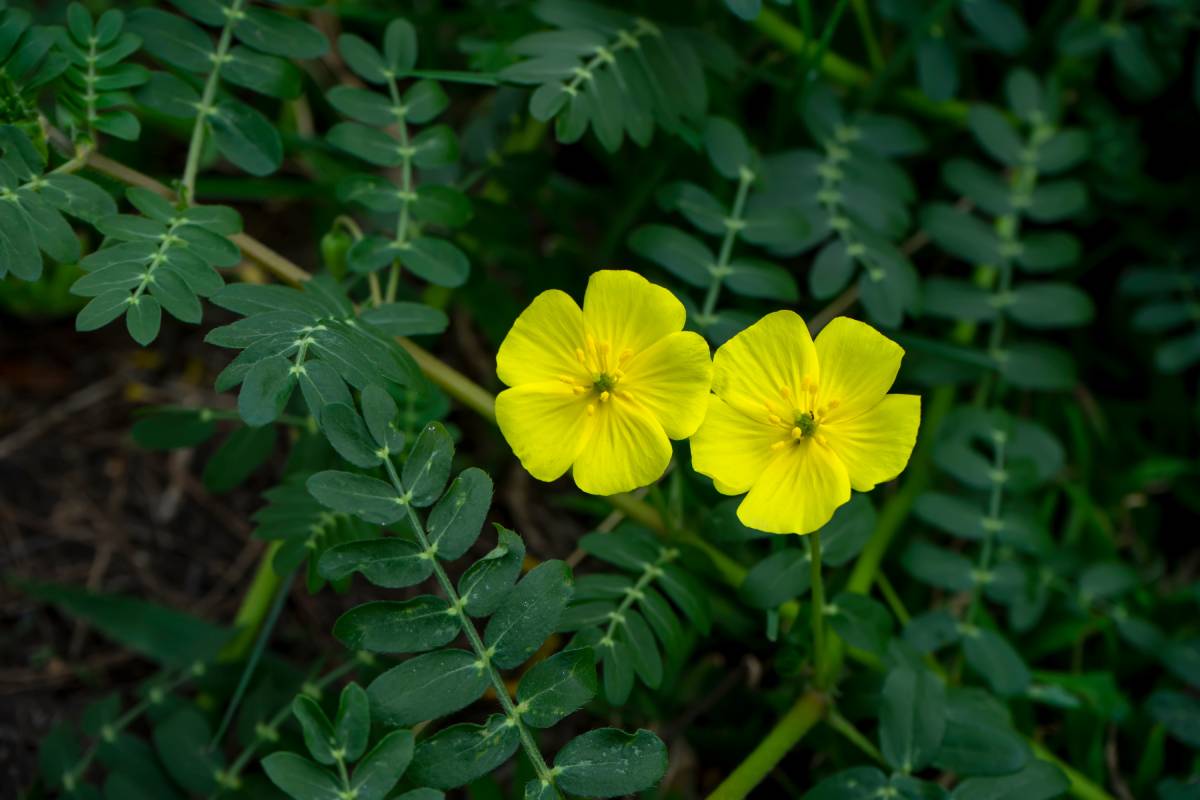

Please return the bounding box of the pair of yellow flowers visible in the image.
[494,271,921,535]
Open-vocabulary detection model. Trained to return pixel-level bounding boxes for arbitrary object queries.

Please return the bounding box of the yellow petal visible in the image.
[496,289,586,387]
[822,394,921,492]
[496,382,593,482]
[572,401,671,496]
[582,270,685,357]
[713,310,819,421]
[621,331,712,439]
[737,439,851,535]
[690,395,782,495]
[813,316,904,422]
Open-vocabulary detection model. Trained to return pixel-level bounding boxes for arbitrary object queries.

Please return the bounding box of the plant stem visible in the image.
[827,708,885,764]
[181,0,243,204]
[700,166,754,325]
[381,459,557,789]
[217,658,362,794]
[704,691,825,800]
[808,531,828,687]
[384,75,413,305]
[850,0,885,70]
[755,7,969,123]
[64,666,200,790]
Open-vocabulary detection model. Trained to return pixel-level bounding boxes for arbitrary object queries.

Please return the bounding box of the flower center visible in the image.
[764,376,839,450]
[557,335,636,417]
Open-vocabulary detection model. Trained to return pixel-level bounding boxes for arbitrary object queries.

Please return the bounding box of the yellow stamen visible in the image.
[767,414,783,426]
[791,426,803,440]
[586,404,596,416]
[600,391,611,403]
[771,440,787,450]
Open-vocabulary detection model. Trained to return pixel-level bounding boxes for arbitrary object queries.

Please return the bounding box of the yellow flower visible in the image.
[690,311,920,534]
[495,270,713,495]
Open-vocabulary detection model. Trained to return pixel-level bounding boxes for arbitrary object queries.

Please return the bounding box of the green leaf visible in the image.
[381,17,418,72]
[1007,283,1094,329]
[128,9,211,72]
[238,355,295,426]
[962,628,1031,696]
[802,766,887,800]
[740,549,810,609]
[150,269,202,324]
[554,728,667,797]
[1037,129,1088,174]
[658,563,711,634]
[320,403,383,467]
[704,116,752,179]
[151,709,223,795]
[398,236,469,288]
[427,468,492,560]
[351,730,414,800]
[131,409,217,450]
[334,683,370,762]
[125,295,161,345]
[225,46,302,99]
[628,224,713,288]
[211,98,283,176]
[16,580,229,665]
[516,647,597,728]
[411,125,459,168]
[810,239,855,300]
[933,689,1030,777]
[902,540,975,591]
[880,663,946,773]
[234,7,328,59]
[408,714,519,789]
[403,80,448,124]
[327,86,395,126]
[361,302,449,337]
[360,384,404,453]
[968,105,1023,166]
[292,695,337,765]
[484,560,573,669]
[328,121,401,166]
[950,760,1069,800]
[458,525,526,617]
[402,422,453,507]
[74,290,127,331]
[601,634,635,705]
[307,470,405,525]
[411,184,471,227]
[1147,690,1200,748]
[318,537,432,588]
[337,33,387,84]
[262,752,340,800]
[726,257,799,301]
[578,526,660,571]
[960,0,1028,55]
[921,203,1003,265]
[332,597,459,654]
[828,592,893,657]
[367,648,489,727]
[202,424,276,492]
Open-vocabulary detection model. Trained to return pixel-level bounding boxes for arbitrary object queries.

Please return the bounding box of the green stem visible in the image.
[181,0,243,204]
[700,166,754,324]
[827,708,885,764]
[704,692,825,800]
[216,658,363,794]
[63,666,201,790]
[220,541,284,661]
[381,459,557,789]
[382,75,415,305]
[850,0,885,70]
[808,531,829,687]
[755,7,970,123]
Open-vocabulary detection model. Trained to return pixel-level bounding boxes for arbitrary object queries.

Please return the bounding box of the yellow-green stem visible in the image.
[704,692,825,800]
[220,541,283,661]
